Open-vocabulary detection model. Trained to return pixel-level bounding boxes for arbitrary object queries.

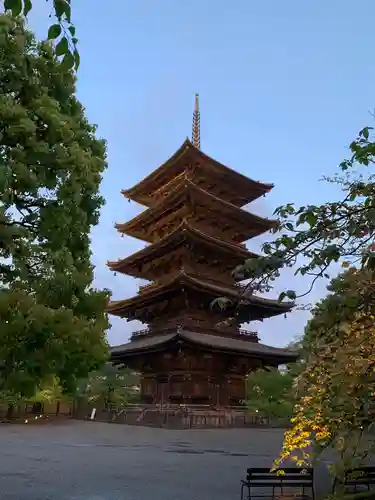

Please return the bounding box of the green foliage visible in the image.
[2,0,79,70]
[283,339,305,379]
[0,16,109,403]
[233,124,375,302]
[254,120,375,495]
[76,364,140,409]
[225,105,375,497]
[275,270,375,496]
[245,368,295,421]
[302,269,367,349]
[28,376,66,404]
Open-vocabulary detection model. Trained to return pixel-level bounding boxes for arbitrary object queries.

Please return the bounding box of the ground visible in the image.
[0,420,331,499]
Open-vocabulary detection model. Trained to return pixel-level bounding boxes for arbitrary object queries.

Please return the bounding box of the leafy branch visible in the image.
[234,126,375,301]
[3,0,79,70]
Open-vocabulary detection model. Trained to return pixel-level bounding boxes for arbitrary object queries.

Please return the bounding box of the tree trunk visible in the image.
[6,404,14,420]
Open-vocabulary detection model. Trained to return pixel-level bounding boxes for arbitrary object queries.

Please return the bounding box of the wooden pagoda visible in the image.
[108,95,297,407]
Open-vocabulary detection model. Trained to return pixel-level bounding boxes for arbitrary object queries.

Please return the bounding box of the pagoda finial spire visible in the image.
[192,93,200,149]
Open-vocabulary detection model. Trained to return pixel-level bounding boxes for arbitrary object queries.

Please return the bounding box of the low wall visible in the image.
[0,401,73,419]
[73,405,286,429]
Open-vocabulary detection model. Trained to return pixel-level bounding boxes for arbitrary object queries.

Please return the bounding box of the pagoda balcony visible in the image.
[138,275,247,294]
[131,329,150,339]
[130,327,259,342]
[238,329,259,341]
[138,282,157,293]
[131,327,179,340]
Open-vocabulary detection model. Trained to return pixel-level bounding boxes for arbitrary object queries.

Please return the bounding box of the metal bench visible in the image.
[240,467,315,499]
[333,467,375,494]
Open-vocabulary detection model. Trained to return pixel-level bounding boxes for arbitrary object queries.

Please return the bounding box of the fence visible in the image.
[0,401,73,420]
[73,404,290,429]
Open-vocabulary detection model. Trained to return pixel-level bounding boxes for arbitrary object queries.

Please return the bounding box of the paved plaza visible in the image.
[0,420,331,499]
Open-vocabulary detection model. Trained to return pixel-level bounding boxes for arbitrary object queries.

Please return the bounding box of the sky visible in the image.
[28,0,375,348]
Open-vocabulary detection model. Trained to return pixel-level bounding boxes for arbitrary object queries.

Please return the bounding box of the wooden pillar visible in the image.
[183,372,192,404]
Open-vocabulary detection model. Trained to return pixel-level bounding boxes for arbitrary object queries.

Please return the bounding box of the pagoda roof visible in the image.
[110,330,298,364]
[115,179,277,243]
[107,221,258,278]
[121,139,273,207]
[107,272,293,321]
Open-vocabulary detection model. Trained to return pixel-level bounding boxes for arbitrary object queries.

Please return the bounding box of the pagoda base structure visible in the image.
[111,328,296,408]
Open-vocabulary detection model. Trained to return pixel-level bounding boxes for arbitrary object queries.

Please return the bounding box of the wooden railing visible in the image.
[131,327,258,342]
[131,329,150,339]
[138,282,157,293]
[238,330,259,341]
[138,280,251,294]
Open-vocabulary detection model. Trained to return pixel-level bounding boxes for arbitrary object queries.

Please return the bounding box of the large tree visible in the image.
[207,104,375,494]
[274,269,375,495]
[0,15,109,411]
[232,121,375,492]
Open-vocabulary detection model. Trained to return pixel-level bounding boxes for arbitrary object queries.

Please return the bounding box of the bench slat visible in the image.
[347,467,375,472]
[346,474,375,478]
[245,477,313,482]
[248,474,313,478]
[247,468,313,473]
[245,481,314,487]
[343,467,375,485]
[346,479,375,484]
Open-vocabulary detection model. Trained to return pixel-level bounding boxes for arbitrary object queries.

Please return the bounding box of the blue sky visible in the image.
[29,0,375,347]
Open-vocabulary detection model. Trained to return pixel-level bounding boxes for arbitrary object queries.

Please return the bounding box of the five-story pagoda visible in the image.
[108,95,297,406]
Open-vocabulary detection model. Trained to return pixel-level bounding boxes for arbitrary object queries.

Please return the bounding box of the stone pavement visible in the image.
[0,420,331,499]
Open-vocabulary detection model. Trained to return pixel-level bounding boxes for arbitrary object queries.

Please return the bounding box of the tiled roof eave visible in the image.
[106,272,294,316]
[121,139,273,202]
[116,179,277,236]
[107,221,256,274]
[110,330,299,362]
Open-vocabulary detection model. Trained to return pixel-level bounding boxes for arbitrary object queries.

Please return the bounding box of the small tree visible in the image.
[245,368,295,422]
[81,364,140,410]
[28,376,72,415]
